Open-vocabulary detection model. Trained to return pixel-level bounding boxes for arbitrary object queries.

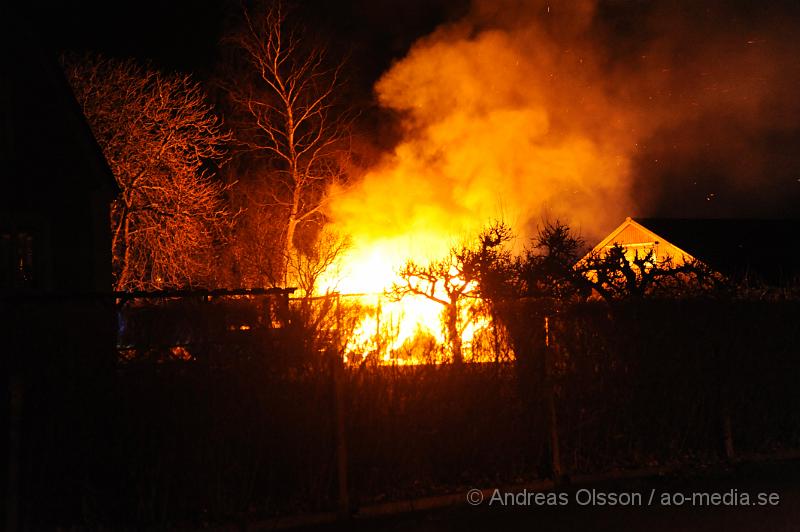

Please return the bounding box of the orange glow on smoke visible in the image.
[309,0,799,363]
[319,2,642,362]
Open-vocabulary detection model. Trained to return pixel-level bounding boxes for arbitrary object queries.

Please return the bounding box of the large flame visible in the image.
[319,1,638,362]
[311,0,800,362]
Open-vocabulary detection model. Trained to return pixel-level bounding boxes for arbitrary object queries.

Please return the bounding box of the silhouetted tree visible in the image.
[64,55,232,291]
[518,220,587,302]
[577,243,721,299]
[389,222,513,363]
[517,220,723,302]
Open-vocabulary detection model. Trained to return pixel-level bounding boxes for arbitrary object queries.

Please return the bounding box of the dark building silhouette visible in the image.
[1,20,118,531]
[1,25,117,294]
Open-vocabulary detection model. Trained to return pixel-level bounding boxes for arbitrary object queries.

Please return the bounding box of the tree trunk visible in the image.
[284,212,298,286]
[446,303,463,363]
[544,316,563,480]
[116,213,133,291]
[283,152,301,287]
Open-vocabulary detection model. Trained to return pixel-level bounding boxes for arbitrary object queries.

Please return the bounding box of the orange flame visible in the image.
[320,2,641,362]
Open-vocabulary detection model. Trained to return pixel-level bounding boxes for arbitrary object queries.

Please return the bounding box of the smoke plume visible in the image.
[326,0,800,279]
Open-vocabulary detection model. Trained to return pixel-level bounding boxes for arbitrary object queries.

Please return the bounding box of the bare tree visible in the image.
[287,226,350,297]
[577,244,722,300]
[64,55,232,291]
[389,223,514,363]
[225,1,351,285]
[390,258,472,363]
[220,177,287,289]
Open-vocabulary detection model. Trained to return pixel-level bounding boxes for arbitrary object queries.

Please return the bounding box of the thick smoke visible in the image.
[328,0,800,268]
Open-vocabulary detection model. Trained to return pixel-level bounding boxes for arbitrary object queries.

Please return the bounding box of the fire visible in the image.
[298,0,795,362]
[318,234,492,364]
[317,1,645,362]
[336,293,493,365]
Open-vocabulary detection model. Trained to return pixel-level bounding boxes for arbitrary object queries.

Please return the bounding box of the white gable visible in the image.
[584,217,698,265]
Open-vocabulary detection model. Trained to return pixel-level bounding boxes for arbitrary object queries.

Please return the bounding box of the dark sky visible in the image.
[17,0,800,220]
[22,0,467,78]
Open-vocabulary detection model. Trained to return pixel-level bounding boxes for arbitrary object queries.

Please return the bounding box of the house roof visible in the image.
[2,19,119,205]
[588,217,800,286]
[589,217,698,263]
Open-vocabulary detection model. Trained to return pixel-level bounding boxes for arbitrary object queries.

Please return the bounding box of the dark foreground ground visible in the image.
[299,459,800,532]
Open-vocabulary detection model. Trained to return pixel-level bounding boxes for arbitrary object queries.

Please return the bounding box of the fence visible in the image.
[3,293,799,528]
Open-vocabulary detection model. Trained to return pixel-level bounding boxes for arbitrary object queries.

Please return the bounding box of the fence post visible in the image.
[333,295,350,519]
[6,372,23,532]
[718,346,735,461]
[544,316,563,481]
[721,400,735,460]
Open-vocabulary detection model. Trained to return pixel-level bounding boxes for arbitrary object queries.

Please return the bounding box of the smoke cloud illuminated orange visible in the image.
[327,1,637,287]
[317,1,640,359]
[318,0,800,360]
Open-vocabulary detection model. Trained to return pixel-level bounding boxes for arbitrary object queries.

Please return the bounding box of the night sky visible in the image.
[16,0,800,221]
[21,1,466,78]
